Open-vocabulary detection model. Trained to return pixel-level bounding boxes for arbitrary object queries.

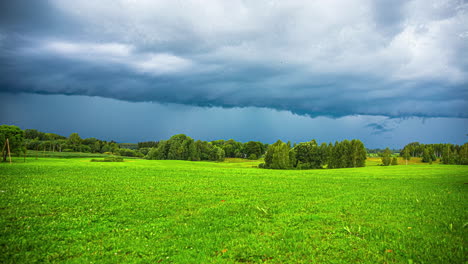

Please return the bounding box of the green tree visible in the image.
[248,154,257,160]
[381,148,392,166]
[293,140,324,169]
[350,139,366,167]
[458,143,468,165]
[67,133,82,151]
[402,148,411,165]
[264,140,291,169]
[222,139,243,158]
[210,146,225,161]
[421,148,433,163]
[441,144,454,164]
[0,125,25,162]
[188,140,200,161]
[244,141,264,159]
[391,157,398,165]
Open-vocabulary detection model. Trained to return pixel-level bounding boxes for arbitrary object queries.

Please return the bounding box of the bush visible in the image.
[118,148,144,158]
[248,154,257,160]
[391,157,398,165]
[381,148,392,166]
[139,147,151,156]
[90,156,124,162]
[258,163,265,168]
[296,162,315,170]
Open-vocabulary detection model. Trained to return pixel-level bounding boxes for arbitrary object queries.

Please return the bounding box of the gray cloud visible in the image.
[2,92,468,148]
[0,0,467,118]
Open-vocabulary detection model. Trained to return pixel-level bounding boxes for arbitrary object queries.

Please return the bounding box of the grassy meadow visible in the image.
[0,155,466,263]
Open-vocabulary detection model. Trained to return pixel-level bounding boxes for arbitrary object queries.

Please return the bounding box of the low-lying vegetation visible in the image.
[90,156,124,162]
[0,157,466,263]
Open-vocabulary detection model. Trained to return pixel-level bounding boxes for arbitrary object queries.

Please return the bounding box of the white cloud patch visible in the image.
[39,40,193,75]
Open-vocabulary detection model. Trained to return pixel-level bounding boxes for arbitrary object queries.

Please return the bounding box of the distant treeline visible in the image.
[260,139,367,169]
[366,148,401,157]
[400,142,468,165]
[22,129,144,156]
[1,125,467,167]
[145,134,267,161]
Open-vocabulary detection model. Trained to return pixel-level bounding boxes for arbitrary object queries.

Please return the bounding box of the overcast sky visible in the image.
[0,0,467,148]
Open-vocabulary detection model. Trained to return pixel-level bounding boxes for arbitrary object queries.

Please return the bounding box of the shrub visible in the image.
[391,157,398,165]
[118,148,142,157]
[381,148,392,166]
[90,156,124,162]
[248,154,257,160]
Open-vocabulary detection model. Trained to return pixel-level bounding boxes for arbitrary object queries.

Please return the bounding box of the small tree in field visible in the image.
[391,157,398,165]
[402,148,411,165]
[381,148,392,166]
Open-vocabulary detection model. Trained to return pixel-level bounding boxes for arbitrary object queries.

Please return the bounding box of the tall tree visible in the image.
[422,148,430,163]
[264,140,291,169]
[458,143,468,165]
[402,148,411,165]
[67,133,82,151]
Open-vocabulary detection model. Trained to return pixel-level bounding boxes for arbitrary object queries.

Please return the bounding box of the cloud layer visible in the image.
[1,0,467,117]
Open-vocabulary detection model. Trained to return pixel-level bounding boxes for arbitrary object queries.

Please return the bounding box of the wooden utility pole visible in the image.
[6,139,12,164]
[1,140,5,162]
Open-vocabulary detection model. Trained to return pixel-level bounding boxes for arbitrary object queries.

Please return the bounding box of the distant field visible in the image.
[0,157,466,263]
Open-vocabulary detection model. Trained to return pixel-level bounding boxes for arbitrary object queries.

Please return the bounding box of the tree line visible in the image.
[144,135,269,162]
[0,126,268,162]
[260,139,367,169]
[400,142,468,165]
[2,125,467,167]
[0,126,144,159]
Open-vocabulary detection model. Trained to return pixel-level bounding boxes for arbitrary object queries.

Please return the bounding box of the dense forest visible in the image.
[1,125,467,167]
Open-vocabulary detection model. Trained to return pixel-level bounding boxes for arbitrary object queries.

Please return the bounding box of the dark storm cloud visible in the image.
[366,123,393,135]
[0,0,467,118]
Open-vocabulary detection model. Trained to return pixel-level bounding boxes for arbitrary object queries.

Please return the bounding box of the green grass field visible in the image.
[1,156,466,263]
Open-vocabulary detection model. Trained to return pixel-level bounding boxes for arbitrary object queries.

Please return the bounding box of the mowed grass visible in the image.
[0,158,466,263]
